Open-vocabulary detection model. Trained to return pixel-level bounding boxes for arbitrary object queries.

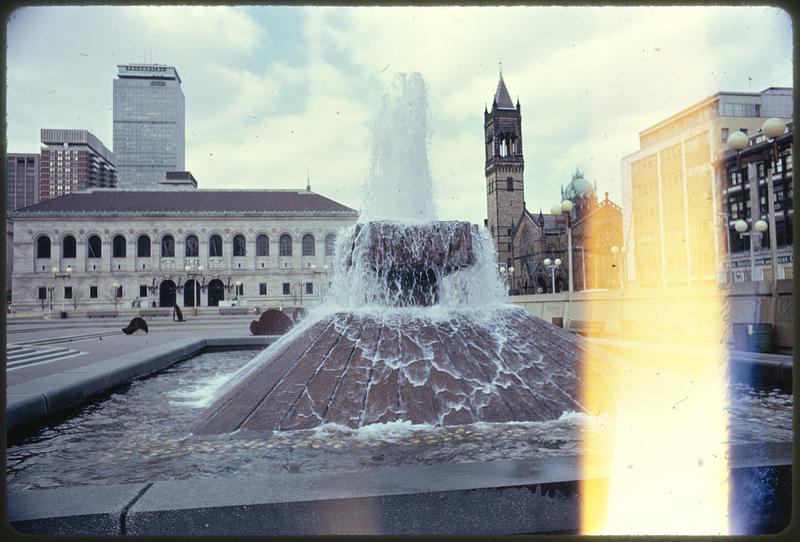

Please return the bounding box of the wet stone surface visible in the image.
[5,348,792,491]
[195,308,618,434]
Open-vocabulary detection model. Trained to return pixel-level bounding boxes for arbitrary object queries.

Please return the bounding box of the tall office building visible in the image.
[5,153,39,211]
[113,64,185,189]
[40,129,117,202]
[621,87,793,286]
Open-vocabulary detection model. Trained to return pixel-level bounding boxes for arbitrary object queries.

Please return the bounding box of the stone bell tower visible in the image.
[485,67,524,267]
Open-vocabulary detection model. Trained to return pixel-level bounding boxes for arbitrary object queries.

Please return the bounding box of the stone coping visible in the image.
[6,336,278,437]
[7,441,792,536]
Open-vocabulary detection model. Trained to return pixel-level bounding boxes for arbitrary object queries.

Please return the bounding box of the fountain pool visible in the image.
[6,346,792,492]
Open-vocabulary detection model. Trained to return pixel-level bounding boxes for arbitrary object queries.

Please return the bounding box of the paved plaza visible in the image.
[6,310,260,386]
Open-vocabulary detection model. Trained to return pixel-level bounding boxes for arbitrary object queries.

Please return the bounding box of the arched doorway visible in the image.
[207,279,225,307]
[535,276,547,294]
[184,279,201,308]
[159,279,176,308]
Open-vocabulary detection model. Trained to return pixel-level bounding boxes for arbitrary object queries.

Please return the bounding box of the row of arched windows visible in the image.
[35,233,338,259]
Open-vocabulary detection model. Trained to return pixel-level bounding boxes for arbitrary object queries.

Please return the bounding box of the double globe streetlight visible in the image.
[734,218,768,282]
[550,199,574,294]
[543,258,561,293]
[726,117,786,284]
[498,265,515,294]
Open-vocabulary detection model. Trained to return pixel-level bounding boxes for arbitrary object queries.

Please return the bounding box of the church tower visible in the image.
[485,68,524,267]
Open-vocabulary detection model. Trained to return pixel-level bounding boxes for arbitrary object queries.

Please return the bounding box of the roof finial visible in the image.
[499,60,503,78]
[306,168,311,192]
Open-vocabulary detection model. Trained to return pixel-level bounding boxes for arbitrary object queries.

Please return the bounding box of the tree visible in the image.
[71,288,82,311]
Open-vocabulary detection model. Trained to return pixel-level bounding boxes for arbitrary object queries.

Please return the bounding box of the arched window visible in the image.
[185,235,199,257]
[137,235,151,257]
[302,234,315,256]
[324,233,336,256]
[279,234,292,256]
[233,234,246,257]
[112,235,126,258]
[209,235,222,257]
[256,234,269,256]
[62,235,76,258]
[161,235,175,257]
[87,235,101,258]
[36,236,51,259]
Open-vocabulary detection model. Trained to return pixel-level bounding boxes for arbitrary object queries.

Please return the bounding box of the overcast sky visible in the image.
[5,5,793,224]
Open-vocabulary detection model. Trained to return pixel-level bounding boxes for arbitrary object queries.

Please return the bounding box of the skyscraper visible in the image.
[5,153,39,211]
[113,64,185,189]
[39,129,116,202]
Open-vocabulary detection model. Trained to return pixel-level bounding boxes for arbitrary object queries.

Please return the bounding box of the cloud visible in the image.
[6,5,792,225]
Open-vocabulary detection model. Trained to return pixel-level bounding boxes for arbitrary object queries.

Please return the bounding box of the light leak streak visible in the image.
[579,210,730,534]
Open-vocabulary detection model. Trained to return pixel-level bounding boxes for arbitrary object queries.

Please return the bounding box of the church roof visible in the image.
[494,74,515,110]
[11,189,359,217]
[563,167,595,200]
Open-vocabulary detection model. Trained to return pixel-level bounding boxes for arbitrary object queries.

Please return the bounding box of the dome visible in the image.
[563,167,595,200]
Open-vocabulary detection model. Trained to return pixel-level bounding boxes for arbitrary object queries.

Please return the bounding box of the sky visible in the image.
[5,5,793,224]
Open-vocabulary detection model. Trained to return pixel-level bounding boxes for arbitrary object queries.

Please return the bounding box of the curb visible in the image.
[7,442,792,535]
[6,336,278,436]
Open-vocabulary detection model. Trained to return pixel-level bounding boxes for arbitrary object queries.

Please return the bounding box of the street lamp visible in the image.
[553,200,574,294]
[734,218,768,282]
[310,263,331,303]
[727,117,785,283]
[610,245,624,289]
[760,118,785,284]
[52,265,73,317]
[111,282,121,309]
[543,258,562,293]
[498,265,515,294]
[185,263,204,315]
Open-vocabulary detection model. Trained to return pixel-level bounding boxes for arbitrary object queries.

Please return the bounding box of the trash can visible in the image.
[59,310,67,319]
[732,323,773,353]
[552,317,563,328]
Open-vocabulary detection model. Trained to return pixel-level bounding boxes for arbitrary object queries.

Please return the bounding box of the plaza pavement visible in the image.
[6,311,261,386]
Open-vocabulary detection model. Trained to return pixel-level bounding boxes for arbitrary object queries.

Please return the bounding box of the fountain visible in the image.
[195,73,615,436]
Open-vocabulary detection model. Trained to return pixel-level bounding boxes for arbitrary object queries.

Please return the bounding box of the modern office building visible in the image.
[113,64,185,189]
[716,121,793,282]
[6,153,39,212]
[39,129,116,202]
[620,87,793,286]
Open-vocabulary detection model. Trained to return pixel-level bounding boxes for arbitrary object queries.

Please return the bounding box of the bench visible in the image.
[139,308,172,318]
[86,310,119,319]
[568,320,605,336]
[219,307,250,316]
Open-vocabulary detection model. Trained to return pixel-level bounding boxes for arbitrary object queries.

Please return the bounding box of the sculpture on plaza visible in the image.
[250,309,294,336]
[122,316,149,335]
